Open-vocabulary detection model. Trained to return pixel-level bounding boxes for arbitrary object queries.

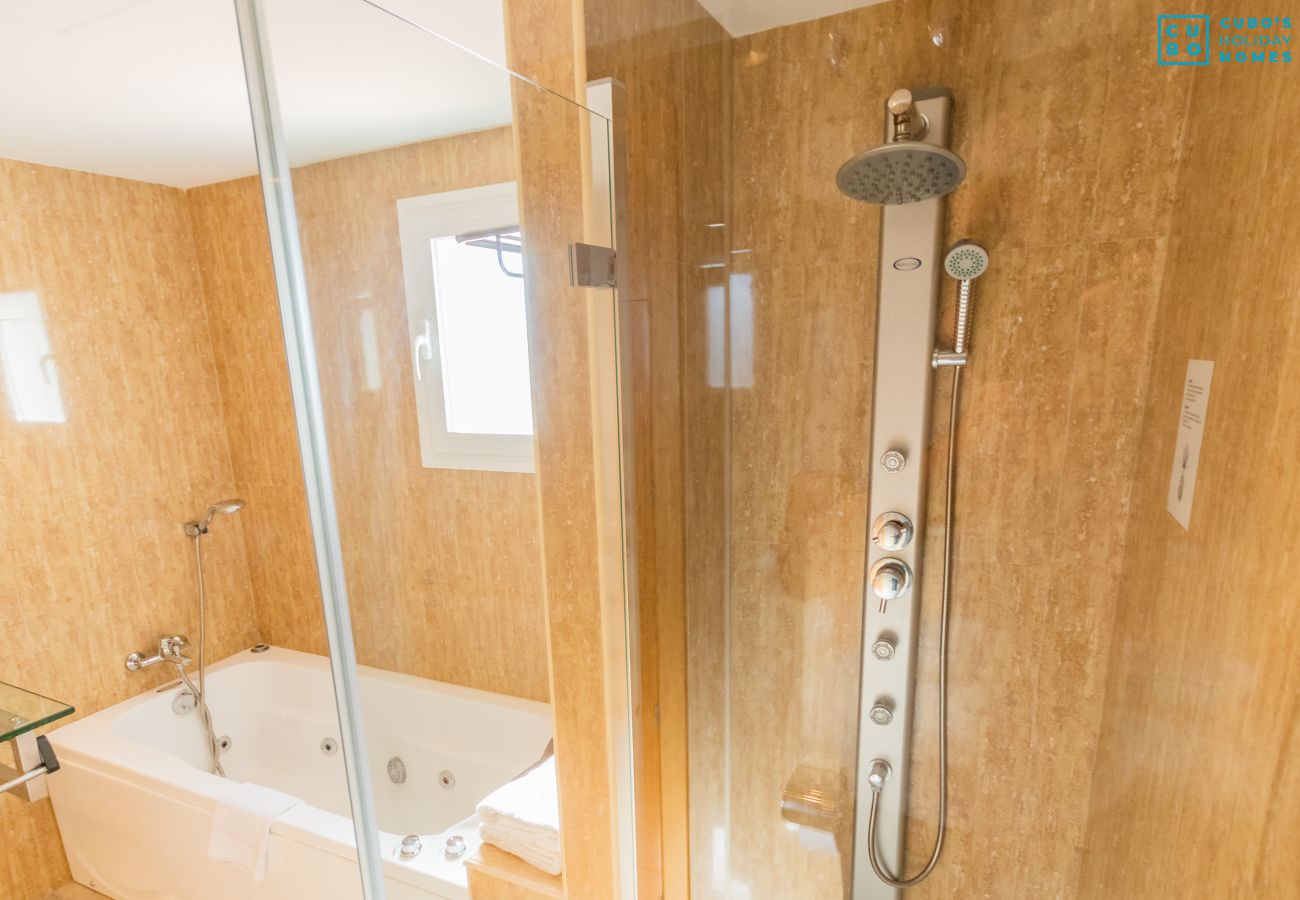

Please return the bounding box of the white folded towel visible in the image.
[477,755,562,876]
[207,782,303,883]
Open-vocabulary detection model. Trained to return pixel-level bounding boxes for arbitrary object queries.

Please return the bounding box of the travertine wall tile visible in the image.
[585,3,732,896]
[0,160,259,899]
[504,1,623,894]
[1078,36,1300,892]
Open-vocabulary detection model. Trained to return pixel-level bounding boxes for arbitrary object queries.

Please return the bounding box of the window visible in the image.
[397,182,534,472]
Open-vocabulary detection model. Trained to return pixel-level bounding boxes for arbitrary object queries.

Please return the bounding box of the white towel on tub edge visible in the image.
[477,755,562,876]
[207,781,303,883]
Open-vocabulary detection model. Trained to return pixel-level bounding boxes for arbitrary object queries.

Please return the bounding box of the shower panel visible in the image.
[844,88,958,899]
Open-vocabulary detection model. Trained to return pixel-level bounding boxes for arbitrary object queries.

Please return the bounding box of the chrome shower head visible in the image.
[836,87,966,205]
[836,142,967,205]
[186,498,246,536]
[943,241,989,280]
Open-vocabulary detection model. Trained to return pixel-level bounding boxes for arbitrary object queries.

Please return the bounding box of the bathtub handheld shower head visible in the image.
[180,498,245,778]
[185,498,246,537]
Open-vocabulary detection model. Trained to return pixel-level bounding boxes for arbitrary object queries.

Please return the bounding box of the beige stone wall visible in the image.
[1078,25,1300,898]
[0,159,260,898]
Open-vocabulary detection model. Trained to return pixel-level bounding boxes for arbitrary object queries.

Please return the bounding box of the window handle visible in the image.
[412,319,433,381]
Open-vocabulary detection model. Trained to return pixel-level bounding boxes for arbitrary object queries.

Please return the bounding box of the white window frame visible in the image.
[396,182,535,473]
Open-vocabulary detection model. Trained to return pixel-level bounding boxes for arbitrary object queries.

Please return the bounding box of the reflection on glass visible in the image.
[358,305,382,392]
[707,283,725,388]
[0,291,66,424]
[430,234,532,435]
[730,273,753,389]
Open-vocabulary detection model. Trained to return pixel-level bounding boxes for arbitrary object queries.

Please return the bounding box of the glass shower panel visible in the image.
[249,0,619,895]
[0,0,365,895]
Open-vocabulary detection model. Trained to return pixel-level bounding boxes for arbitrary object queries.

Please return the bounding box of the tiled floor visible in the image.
[44,885,107,899]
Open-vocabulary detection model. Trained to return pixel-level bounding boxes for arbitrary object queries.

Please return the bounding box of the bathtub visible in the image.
[47,646,552,900]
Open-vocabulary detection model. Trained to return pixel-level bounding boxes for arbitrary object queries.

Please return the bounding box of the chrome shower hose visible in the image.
[186,533,226,778]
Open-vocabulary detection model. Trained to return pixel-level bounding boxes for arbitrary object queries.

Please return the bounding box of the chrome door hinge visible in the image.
[569,242,617,288]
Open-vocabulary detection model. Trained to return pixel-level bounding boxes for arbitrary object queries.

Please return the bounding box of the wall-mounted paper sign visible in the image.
[1167,359,1214,530]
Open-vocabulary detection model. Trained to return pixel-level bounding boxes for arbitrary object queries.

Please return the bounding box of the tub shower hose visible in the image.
[184,533,226,778]
[865,364,960,887]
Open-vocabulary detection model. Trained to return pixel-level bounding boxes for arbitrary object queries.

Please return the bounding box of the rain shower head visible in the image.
[186,498,246,536]
[836,87,966,205]
[944,241,989,280]
[836,143,966,205]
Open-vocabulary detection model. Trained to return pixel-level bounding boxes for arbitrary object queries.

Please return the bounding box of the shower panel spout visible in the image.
[836,87,968,898]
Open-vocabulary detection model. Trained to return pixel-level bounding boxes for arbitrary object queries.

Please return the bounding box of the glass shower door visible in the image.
[235,0,627,896]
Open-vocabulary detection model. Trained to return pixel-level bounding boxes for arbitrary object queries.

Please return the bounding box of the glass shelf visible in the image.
[0,681,73,744]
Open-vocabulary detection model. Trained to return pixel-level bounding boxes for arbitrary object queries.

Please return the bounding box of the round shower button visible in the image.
[869,703,894,726]
[871,639,896,661]
[880,449,906,473]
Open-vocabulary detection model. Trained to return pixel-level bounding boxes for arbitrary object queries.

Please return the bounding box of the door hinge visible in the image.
[569,242,617,288]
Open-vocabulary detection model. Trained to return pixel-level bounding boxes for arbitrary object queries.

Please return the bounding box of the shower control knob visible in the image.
[871,512,914,551]
[399,834,422,859]
[869,558,912,602]
[880,449,907,473]
[869,702,894,726]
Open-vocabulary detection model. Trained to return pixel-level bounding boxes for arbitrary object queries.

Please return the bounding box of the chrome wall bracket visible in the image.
[852,88,956,900]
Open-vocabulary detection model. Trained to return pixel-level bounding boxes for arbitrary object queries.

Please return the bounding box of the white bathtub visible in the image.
[47,646,552,900]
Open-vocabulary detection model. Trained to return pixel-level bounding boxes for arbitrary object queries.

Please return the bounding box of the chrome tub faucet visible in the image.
[126,635,191,672]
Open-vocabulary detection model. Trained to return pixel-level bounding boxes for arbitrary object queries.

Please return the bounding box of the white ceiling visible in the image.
[696,0,889,36]
[0,0,895,187]
[0,0,515,188]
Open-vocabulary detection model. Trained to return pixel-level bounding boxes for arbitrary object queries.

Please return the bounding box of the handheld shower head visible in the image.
[936,241,989,365]
[944,241,989,281]
[186,498,246,536]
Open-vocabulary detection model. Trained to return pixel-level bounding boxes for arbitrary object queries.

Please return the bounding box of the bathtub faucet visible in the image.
[125,635,191,672]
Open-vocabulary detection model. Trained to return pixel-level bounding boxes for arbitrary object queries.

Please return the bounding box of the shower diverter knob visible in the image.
[869,558,912,602]
[871,512,914,551]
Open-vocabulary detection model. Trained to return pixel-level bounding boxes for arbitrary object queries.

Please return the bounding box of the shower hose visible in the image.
[178,533,226,778]
[865,363,961,887]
